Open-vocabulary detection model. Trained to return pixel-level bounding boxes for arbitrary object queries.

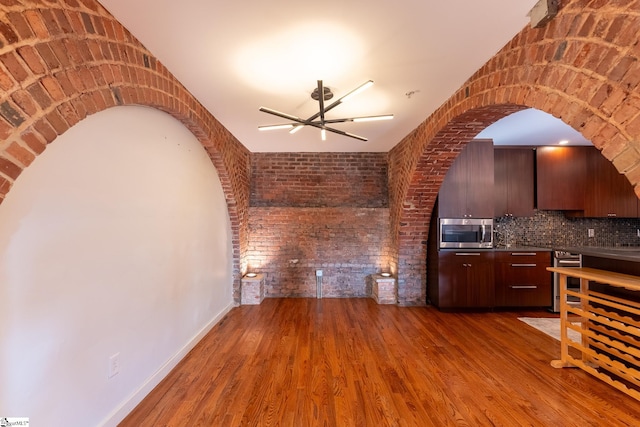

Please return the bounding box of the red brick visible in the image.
[39,9,61,36]
[23,10,50,39]
[21,130,47,155]
[6,141,36,167]
[45,109,69,135]
[0,156,22,180]
[41,75,66,102]
[1,51,29,84]
[7,12,35,39]
[48,39,73,68]
[17,45,46,75]
[11,89,38,117]
[35,43,61,70]
[0,116,12,140]
[52,9,73,34]
[0,66,14,91]
[0,20,18,45]
[33,118,57,144]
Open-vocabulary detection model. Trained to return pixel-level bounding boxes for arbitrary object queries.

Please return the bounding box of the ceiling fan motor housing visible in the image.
[311,86,333,101]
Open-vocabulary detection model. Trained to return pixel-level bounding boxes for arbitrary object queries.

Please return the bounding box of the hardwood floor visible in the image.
[120,298,640,426]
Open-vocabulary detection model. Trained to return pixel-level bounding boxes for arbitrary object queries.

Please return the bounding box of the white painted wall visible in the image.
[0,106,234,426]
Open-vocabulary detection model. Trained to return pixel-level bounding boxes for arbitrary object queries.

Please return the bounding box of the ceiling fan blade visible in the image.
[317,80,326,125]
[259,107,305,124]
[322,125,368,141]
[321,115,393,125]
[322,80,374,114]
[258,122,297,131]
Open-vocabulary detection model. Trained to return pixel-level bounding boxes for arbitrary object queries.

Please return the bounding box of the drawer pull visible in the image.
[455,252,481,256]
[511,252,537,256]
[510,263,537,267]
[510,285,538,289]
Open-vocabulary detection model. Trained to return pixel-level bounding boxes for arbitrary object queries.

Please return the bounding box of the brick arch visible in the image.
[389,0,640,305]
[0,0,250,303]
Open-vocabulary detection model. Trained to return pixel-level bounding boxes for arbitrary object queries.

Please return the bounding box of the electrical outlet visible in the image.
[588,228,595,238]
[108,353,120,378]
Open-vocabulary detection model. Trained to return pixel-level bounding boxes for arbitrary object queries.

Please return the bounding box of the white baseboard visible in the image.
[99,301,235,426]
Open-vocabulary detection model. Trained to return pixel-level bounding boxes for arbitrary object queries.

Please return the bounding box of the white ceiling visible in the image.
[478,108,592,146]
[97,0,577,153]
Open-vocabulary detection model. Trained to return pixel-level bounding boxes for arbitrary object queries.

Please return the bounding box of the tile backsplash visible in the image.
[494,210,640,248]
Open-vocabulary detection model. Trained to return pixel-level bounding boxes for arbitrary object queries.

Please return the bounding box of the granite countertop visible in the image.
[492,246,551,252]
[555,246,640,262]
[440,246,551,252]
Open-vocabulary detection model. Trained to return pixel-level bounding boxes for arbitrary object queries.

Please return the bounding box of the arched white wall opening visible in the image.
[0,106,234,426]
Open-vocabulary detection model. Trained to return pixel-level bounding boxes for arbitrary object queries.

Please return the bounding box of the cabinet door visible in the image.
[495,251,551,307]
[583,147,638,218]
[536,146,587,210]
[439,139,494,218]
[465,257,495,307]
[437,251,494,308]
[438,148,468,218]
[494,148,534,217]
[465,139,495,218]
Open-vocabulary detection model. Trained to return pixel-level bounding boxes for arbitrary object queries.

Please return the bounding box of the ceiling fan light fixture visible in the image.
[352,114,394,123]
[258,80,391,142]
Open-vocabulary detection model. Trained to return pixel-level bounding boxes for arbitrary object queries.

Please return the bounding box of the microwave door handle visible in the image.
[480,225,486,243]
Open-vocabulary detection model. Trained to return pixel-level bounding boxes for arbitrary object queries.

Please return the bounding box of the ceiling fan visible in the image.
[258,80,393,142]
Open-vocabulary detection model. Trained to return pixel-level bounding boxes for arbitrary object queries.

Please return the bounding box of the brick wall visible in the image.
[251,153,388,207]
[248,153,391,297]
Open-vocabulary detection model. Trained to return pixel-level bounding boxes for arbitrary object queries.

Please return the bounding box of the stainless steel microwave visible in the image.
[439,218,493,249]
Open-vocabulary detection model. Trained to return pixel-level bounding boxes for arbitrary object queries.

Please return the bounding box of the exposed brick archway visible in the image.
[0,0,250,302]
[3,1,640,307]
[389,1,640,305]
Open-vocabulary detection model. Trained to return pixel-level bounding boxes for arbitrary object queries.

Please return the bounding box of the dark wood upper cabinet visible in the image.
[582,147,638,218]
[494,148,535,217]
[536,146,588,211]
[438,139,494,218]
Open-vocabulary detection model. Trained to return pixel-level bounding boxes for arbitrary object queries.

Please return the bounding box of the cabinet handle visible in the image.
[510,263,537,267]
[608,213,617,217]
[510,285,538,289]
[511,252,536,256]
[455,252,481,256]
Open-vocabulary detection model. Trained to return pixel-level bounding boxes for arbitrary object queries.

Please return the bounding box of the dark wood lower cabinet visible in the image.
[494,251,552,307]
[429,250,551,309]
[433,251,495,308]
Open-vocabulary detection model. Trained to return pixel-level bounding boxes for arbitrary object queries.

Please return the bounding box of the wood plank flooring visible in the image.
[120,298,640,426]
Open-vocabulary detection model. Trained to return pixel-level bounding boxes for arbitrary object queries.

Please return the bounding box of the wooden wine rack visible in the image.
[548,266,640,401]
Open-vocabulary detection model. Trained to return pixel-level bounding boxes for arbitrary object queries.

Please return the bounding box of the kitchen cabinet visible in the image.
[536,146,588,211]
[494,148,535,217]
[438,139,494,218]
[494,251,551,307]
[582,147,638,218]
[431,250,494,308]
